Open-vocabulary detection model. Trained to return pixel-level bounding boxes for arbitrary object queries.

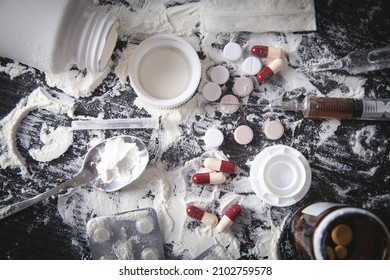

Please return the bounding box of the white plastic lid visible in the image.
[250,145,311,207]
[242,56,262,75]
[128,35,201,109]
[204,128,224,148]
[223,42,242,61]
[210,65,229,84]
[202,82,221,101]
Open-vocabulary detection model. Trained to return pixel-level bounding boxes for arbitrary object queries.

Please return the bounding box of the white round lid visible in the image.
[223,42,242,61]
[250,145,311,207]
[210,65,229,84]
[128,34,201,109]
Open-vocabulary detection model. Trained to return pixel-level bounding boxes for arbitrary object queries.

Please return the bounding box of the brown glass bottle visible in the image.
[289,202,390,260]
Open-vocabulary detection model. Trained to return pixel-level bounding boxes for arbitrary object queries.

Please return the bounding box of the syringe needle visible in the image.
[207,102,270,109]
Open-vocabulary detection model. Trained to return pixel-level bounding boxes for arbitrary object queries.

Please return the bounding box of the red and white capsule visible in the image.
[256,58,284,84]
[204,158,237,174]
[251,45,284,59]
[186,205,218,227]
[192,172,226,185]
[216,204,242,233]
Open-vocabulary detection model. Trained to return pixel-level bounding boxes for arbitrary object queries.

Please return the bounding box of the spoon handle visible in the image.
[0,173,86,220]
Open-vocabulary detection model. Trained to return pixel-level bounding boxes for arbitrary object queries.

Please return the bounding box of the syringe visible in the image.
[269,97,390,120]
[214,97,390,121]
[311,46,390,74]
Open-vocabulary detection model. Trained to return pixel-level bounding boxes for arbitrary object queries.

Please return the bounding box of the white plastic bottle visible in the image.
[0,0,119,74]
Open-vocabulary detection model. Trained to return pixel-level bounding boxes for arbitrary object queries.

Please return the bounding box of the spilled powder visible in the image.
[0,0,388,260]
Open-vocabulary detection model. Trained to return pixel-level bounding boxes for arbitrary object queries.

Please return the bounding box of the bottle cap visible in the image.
[223,42,242,61]
[210,65,230,84]
[250,145,311,207]
[128,35,201,109]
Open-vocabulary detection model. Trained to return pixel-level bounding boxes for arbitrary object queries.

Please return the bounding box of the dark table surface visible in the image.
[1,0,389,260]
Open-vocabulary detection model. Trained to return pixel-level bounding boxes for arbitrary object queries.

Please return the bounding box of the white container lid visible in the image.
[250,145,311,207]
[128,35,201,109]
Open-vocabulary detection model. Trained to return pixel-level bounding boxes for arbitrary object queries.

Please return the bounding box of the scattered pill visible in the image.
[192,172,226,185]
[204,158,237,174]
[251,45,284,59]
[242,56,262,75]
[233,76,254,97]
[136,216,154,235]
[256,58,284,84]
[263,119,284,140]
[216,204,241,233]
[204,128,224,148]
[211,65,229,84]
[331,224,353,246]
[93,226,112,243]
[220,94,240,114]
[186,205,218,227]
[334,245,348,259]
[141,247,159,260]
[234,125,254,145]
[202,82,222,101]
[327,246,335,260]
[223,42,242,61]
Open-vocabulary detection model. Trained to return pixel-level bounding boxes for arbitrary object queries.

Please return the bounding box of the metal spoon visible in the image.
[0,135,149,220]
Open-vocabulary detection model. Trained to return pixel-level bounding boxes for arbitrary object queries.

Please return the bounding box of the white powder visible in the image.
[96,137,141,183]
[0,87,74,175]
[28,123,73,162]
[0,61,35,79]
[1,0,386,261]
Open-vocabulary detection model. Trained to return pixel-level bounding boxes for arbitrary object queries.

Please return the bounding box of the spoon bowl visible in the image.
[0,135,149,220]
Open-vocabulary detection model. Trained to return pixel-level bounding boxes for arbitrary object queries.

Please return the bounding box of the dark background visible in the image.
[1,0,389,259]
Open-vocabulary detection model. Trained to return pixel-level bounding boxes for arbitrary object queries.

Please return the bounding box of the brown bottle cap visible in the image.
[331,224,353,246]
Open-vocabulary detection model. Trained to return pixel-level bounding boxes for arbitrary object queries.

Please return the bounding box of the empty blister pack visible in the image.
[86,208,165,260]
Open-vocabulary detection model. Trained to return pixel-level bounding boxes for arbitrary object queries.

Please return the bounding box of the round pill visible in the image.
[234,125,254,145]
[223,42,242,61]
[331,224,353,246]
[141,247,159,260]
[233,76,254,96]
[263,120,284,140]
[204,128,224,148]
[210,65,229,84]
[136,216,154,234]
[93,227,111,243]
[242,56,262,75]
[334,245,348,259]
[202,82,221,101]
[220,94,240,114]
